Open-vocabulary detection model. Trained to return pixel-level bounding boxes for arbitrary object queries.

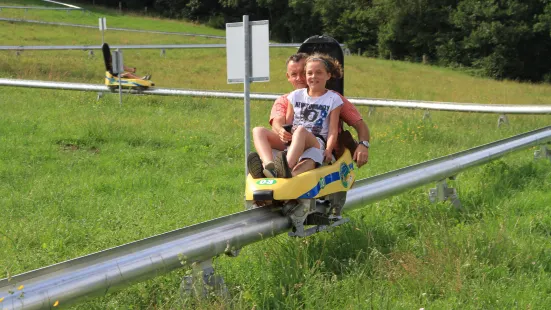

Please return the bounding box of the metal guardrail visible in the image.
[0,43,300,51]
[1,126,549,309]
[1,79,550,114]
[0,18,226,39]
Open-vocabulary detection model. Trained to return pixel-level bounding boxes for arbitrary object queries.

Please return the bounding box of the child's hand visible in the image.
[279,125,293,145]
[323,149,333,163]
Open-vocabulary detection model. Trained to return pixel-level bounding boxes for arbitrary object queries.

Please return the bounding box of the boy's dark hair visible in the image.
[285,53,309,66]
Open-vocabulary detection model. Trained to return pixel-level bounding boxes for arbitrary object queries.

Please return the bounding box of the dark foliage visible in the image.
[79,0,551,82]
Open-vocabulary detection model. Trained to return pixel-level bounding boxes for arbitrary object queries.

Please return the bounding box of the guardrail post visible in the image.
[88,50,94,58]
[497,114,509,127]
[422,110,431,121]
[160,49,166,57]
[534,145,551,162]
[368,106,376,116]
[180,259,229,303]
[429,178,461,210]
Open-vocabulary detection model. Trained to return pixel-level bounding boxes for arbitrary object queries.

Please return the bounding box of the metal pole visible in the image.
[117,49,122,105]
[243,15,252,176]
[1,126,550,309]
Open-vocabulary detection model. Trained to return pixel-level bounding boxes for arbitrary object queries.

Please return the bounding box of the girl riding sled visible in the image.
[248,53,344,178]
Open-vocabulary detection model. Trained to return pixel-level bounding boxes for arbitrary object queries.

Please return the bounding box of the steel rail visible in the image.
[0,6,82,10]
[346,126,551,210]
[349,97,551,114]
[0,43,299,51]
[42,0,81,9]
[1,78,551,114]
[1,126,550,309]
[0,18,225,39]
[0,17,222,38]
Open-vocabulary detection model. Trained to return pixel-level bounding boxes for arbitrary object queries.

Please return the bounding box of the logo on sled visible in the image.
[256,179,277,186]
[339,162,350,188]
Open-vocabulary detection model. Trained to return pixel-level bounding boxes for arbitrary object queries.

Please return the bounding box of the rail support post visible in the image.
[422,110,431,121]
[368,106,376,116]
[429,178,461,210]
[96,92,104,101]
[180,259,229,302]
[498,114,509,127]
[534,145,551,162]
[160,49,166,57]
[88,50,94,58]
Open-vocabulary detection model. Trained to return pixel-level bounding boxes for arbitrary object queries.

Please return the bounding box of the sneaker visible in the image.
[247,152,264,179]
[263,161,276,178]
[274,151,292,178]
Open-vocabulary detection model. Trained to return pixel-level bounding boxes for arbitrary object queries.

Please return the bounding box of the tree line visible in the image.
[82,0,551,82]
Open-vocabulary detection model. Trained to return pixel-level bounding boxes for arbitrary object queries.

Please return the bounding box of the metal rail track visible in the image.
[0,6,82,10]
[0,43,300,51]
[1,79,550,114]
[1,126,550,309]
[0,17,226,39]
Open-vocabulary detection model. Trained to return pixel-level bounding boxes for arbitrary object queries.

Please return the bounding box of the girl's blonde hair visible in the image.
[305,53,343,79]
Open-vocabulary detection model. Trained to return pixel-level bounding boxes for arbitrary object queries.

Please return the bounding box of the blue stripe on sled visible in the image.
[298,163,355,199]
[299,172,341,199]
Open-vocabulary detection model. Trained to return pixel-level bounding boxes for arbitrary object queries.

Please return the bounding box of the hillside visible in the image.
[1,3,551,309]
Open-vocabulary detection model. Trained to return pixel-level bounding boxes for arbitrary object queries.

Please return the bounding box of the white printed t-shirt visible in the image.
[287,88,343,143]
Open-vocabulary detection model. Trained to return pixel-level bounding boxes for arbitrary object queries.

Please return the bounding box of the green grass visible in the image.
[0,0,226,36]
[1,4,551,310]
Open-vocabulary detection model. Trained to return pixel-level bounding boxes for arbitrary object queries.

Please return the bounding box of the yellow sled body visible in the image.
[245,149,356,202]
[104,71,155,89]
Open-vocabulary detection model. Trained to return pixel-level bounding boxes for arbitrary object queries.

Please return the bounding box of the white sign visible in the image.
[98,17,107,31]
[226,20,269,84]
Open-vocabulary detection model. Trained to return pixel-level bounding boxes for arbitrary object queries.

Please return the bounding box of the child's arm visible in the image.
[324,106,342,163]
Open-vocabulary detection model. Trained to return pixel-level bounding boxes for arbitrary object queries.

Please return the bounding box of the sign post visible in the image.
[226,16,269,176]
[98,17,107,44]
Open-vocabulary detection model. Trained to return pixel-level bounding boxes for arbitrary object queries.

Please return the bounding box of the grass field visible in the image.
[1,3,551,309]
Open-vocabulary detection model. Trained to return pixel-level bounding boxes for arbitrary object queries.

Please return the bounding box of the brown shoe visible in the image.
[274,151,292,178]
[247,152,263,179]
